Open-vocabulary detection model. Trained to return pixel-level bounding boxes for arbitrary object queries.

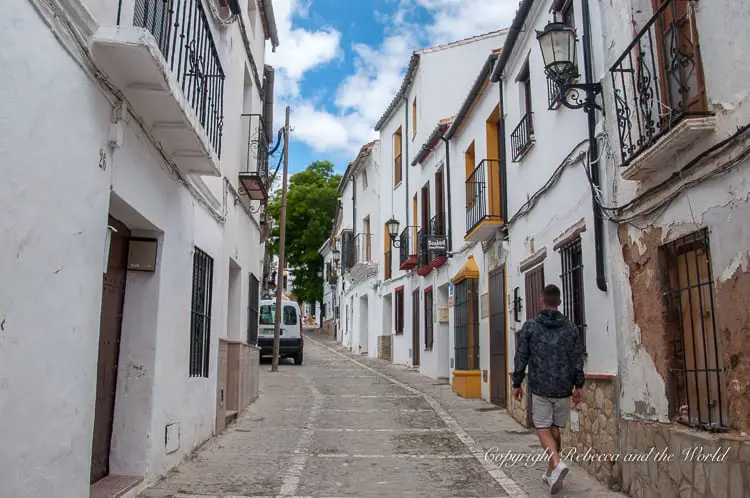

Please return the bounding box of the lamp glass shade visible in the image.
[386,217,400,238]
[536,21,578,81]
[332,249,340,261]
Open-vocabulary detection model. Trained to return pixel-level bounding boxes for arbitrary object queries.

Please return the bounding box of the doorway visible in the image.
[91,216,130,483]
[489,267,507,407]
[359,295,369,354]
[411,289,420,366]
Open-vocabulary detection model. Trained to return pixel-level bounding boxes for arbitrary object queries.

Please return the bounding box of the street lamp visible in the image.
[385,216,401,248]
[536,20,602,113]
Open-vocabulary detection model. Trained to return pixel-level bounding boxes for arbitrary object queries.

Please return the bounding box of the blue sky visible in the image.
[265,0,519,176]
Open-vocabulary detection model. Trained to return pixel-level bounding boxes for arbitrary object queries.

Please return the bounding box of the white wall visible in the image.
[497,0,618,380]
[0,0,267,494]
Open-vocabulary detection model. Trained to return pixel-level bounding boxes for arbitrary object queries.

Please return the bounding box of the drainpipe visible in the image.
[404,98,410,234]
[439,136,453,254]
[582,0,607,292]
[497,81,508,236]
[352,175,356,235]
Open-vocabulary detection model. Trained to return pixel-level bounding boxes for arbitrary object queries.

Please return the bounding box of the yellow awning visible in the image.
[451,255,480,284]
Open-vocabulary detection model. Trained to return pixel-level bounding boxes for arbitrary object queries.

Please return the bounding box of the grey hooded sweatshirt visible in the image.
[512,309,585,398]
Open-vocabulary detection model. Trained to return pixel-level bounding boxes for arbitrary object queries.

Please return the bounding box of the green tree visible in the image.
[267,160,341,304]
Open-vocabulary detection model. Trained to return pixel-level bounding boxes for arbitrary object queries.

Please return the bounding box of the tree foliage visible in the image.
[266,161,341,304]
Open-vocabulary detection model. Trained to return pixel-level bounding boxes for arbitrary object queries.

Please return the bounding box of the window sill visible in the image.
[393,181,403,189]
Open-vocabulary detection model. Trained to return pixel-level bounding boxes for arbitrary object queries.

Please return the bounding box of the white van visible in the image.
[257,299,304,365]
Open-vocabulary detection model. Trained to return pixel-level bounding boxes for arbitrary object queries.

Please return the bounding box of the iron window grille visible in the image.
[412,289,421,352]
[454,278,479,371]
[524,265,545,320]
[125,0,226,157]
[424,288,434,350]
[247,273,260,345]
[661,229,728,431]
[560,237,586,351]
[189,247,214,377]
[394,288,405,335]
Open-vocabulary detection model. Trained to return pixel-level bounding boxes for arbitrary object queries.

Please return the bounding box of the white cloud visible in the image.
[270,0,518,158]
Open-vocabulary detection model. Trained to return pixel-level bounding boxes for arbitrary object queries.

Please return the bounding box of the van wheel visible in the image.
[294,352,304,365]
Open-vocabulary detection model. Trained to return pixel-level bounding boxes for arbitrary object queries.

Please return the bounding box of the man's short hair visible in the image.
[542,284,561,307]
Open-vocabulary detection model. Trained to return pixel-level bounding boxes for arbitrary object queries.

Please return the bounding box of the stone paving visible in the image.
[139,332,625,497]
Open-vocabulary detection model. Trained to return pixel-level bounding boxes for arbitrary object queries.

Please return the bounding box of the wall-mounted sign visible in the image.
[480,292,489,319]
[427,236,447,253]
[437,307,449,323]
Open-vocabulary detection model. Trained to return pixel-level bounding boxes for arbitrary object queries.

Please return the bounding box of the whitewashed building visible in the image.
[334,141,382,356]
[485,0,621,486]
[318,238,337,336]
[374,30,507,379]
[0,0,278,495]
[599,0,750,494]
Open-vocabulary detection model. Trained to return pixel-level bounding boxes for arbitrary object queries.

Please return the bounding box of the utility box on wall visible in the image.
[128,238,158,271]
[437,307,448,323]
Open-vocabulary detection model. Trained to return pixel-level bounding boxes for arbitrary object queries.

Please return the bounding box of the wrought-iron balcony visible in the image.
[510,113,534,161]
[239,114,270,201]
[354,233,374,264]
[398,226,418,271]
[91,0,225,176]
[609,0,712,180]
[465,160,503,242]
[340,230,356,272]
[417,214,448,277]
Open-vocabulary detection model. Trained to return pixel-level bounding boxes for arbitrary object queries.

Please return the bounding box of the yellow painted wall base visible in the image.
[452,370,482,398]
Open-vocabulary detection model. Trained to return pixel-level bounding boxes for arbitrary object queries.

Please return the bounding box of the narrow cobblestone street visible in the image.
[139,332,624,497]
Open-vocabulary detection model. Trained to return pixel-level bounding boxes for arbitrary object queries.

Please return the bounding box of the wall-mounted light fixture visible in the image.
[385,216,402,248]
[513,287,523,322]
[536,20,602,114]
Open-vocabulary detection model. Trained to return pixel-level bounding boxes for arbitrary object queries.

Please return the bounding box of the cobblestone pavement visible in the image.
[139,332,625,497]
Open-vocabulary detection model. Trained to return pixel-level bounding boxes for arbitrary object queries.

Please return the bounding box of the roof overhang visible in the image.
[258,0,280,50]
[374,53,420,131]
[411,118,453,166]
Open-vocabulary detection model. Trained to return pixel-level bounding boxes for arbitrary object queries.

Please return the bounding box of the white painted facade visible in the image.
[335,142,383,357]
[0,0,276,495]
[599,0,750,425]
[497,0,618,383]
[376,31,507,374]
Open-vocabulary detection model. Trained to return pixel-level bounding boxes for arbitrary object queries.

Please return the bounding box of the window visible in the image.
[258,304,298,326]
[454,278,479,370]
[424,287,434,350]
[661,229,728,429]
[511,59,534,161]
[524,264,544,319]
[189,247,214,378]
[363,169,368,188]
[393,127,403,186]
[465,141,477,210]
[560,237,586,351]
[412,97,417,138]
[384,223,392,280]
[394,287,405,335]
[247,273,260,344]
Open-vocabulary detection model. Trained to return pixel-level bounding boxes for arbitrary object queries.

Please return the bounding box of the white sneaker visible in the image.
[541,471,550,484]
[547,461,569,494]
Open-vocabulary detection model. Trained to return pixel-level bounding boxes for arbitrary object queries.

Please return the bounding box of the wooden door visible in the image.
[435,170,445,235]
[421,183,430,232]
[412,289,420,366]
[651,0,706,118]
[489,267,507,407]
[91,216,130,483]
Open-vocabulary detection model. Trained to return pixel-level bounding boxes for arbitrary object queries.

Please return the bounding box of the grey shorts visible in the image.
[532,394,570,429]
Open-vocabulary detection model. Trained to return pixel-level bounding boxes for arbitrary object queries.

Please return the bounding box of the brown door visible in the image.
[412,289,420,366]
[90,216,130,483]
[489,267,507,407]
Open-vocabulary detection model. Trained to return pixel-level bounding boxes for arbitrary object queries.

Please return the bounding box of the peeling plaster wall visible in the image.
[600,0,750,430]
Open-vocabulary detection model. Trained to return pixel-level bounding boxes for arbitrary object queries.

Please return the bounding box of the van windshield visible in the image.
[259,304,298,325]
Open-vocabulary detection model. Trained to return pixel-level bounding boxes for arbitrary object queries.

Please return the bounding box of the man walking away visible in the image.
[511,284,584,495]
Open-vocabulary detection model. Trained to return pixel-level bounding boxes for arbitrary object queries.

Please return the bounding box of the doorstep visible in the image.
[90,475,143,498]
[225,410,238,425]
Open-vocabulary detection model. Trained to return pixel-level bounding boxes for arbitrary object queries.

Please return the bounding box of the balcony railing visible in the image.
[417,228,429,270]
[120,0,226,156]
[239,113,270,201]
[466,160,502,236]
[398,226,418,270]
[354,233,373,264]
[609,0,708,166]
[510,113,534,161]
